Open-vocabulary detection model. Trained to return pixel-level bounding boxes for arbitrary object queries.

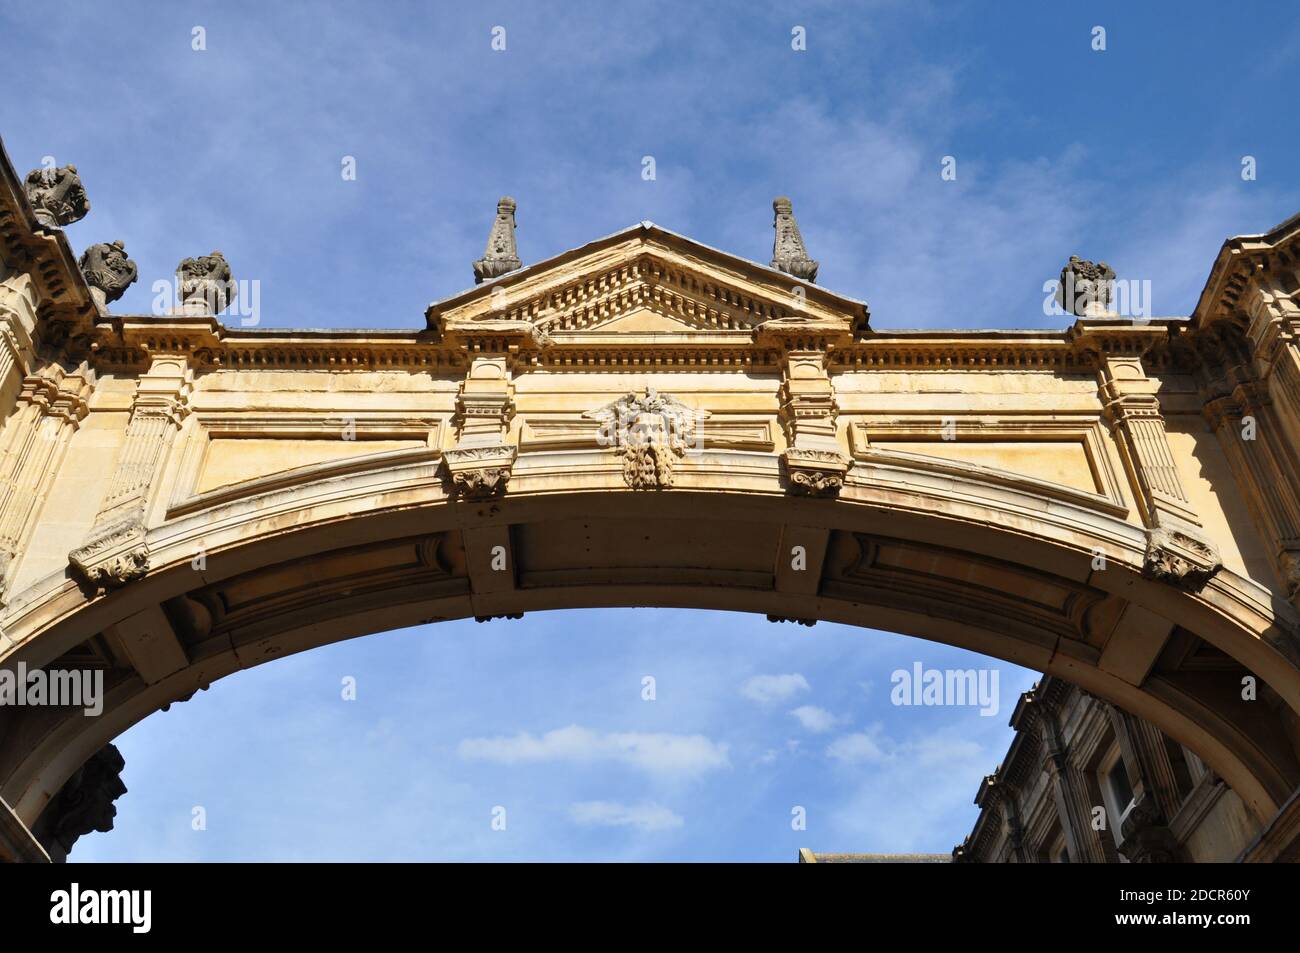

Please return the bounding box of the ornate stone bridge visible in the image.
[2,138,1300,860]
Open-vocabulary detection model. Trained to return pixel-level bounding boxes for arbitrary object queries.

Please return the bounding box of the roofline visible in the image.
[1190,208,1300,326]
[423,220,871,326]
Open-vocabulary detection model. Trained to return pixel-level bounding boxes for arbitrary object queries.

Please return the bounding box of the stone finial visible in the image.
[24,164,91,228]
[1057,255,1115,317]
[473,196,522,284]
[78,241,138,311]
[770,197,819,283]
[177,250,236,315]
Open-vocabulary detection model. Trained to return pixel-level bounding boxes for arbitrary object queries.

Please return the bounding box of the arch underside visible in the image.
[2,453,1299,829]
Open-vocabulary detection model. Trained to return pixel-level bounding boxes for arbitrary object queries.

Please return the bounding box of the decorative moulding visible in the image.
[166,415,443,517]
[847,417,1129,517]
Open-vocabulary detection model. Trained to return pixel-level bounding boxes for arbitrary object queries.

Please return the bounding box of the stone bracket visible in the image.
[1097,601,1175,686]
[1142,526,1221,592]
[462,525,517,610]
[774,525,830,596]
[442,444,517,500]
[68,515,150,591]
[103,604,189,685]
[782,448,849,497]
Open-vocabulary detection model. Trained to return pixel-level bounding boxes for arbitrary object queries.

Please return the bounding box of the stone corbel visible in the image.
[1142,526,1221,592]
[69,512,150,591]
[30,744,127,864]
[442,444,517,500]
[783,448,849,497]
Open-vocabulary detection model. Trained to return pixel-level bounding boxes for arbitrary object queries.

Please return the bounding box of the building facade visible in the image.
[955,677,1267,862]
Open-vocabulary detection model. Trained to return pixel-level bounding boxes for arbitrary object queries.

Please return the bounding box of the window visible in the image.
[1097,746,1136,850]
[1165,740,1196,804]
[1108,758,1135,814]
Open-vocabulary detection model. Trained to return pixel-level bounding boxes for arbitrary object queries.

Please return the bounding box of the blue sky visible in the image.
[3,1,1298,860]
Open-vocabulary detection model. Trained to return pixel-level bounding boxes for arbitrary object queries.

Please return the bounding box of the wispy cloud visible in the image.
[827,725,889,764]
[569,801,684,832]
[789,705,845,733]
[458,724,730,779]
[740,673,810,704]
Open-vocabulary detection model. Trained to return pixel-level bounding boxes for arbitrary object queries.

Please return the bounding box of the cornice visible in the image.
[6,134,1297,384]
[82,315,1209,377]
[1191,211,1300,330]
[0,137,99,356]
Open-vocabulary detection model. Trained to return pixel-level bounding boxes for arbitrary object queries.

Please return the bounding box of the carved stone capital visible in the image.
[69,515,150,591]
[442,445,517,499]
[24,164,90,228]
[783,448,850,497]
[1142,526,1221,591]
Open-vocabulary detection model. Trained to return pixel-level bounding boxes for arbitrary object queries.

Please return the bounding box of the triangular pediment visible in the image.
[426,222,869,341]
[595,310,707,333]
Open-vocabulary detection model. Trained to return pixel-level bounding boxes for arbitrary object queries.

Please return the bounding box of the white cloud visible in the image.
[740,673,810,704]
[788,705,845,733]
[821,719,1010,854]
[569,801,684,832]
[458,724,729,779]
[826,727,888,764]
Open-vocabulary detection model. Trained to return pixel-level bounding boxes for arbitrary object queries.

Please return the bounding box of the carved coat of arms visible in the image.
[24,164,90,227]
[178,251,237,313]
[78,241,138,305]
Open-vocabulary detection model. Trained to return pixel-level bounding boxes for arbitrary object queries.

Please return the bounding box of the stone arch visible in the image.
[2,471,1298,832]
[4,152,1300,859]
